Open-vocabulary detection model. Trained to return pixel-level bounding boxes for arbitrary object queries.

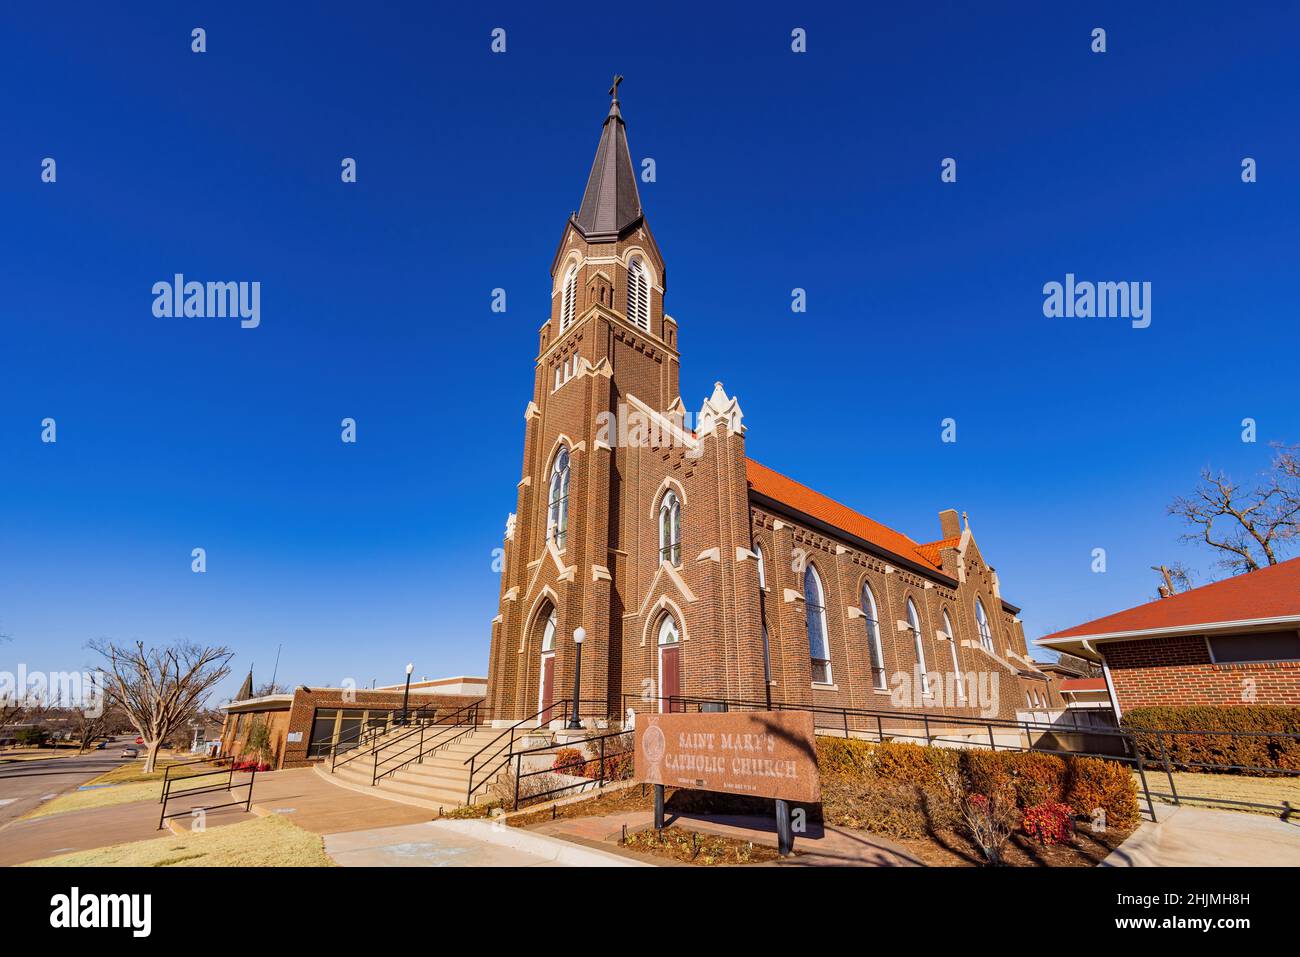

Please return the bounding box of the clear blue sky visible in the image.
[2,3,1298,703]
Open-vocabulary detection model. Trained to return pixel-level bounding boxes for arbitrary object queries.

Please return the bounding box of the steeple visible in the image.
[573,74,643,241]
[234,668,253,701]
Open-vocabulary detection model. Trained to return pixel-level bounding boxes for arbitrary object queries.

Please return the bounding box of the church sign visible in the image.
[634,710,820,804]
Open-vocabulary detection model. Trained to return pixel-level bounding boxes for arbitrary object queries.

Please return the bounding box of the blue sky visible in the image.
[2,3,1298,703]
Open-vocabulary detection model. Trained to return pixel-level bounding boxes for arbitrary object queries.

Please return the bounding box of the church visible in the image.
[485,81,1056,728]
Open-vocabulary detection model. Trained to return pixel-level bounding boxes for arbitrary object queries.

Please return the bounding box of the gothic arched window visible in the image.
[560,264,577,331]
[862,583,886,690]
[548,447,570,550]
[805,564,831,684]
[755,542,766,589]
[907,597,931,697]
[541,608,557,653]
[942,609,965,702]
[627,257,650,331]
[658,490,681,566]
[976,598,993,653]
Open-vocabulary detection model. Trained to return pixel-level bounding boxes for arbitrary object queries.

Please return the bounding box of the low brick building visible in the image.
[219,677,486,769]
[1037,557,1300,716]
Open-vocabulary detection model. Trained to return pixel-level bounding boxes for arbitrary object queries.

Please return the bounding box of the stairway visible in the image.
[315,725,512,810]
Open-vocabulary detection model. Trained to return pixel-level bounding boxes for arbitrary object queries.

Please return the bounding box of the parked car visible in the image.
[120,746,139,758]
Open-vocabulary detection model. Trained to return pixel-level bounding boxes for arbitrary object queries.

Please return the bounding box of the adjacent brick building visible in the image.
[1038,557,1300,715]
[485,84,1055,727]
[220,676,486,769]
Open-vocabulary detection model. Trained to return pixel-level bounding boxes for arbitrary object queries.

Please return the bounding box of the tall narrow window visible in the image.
[627,257,650,330]
[975,598,993,652]
[907,598,930,697]
[548,447,570,549]
[560,264,577,331]
[541,609,557,652]
[805,564,831,684]
[755,543,766,589]
[942,609,965,702]
[861,583,886,690]
[658,490,681,566]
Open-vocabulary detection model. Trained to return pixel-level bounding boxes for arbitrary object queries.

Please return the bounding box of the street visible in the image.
[0,744,133,828]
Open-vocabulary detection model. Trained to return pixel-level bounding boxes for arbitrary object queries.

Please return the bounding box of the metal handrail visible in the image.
[372,703,481,784]
[462,698,609,804]
[158,763,256,829]
[330,699,484,772]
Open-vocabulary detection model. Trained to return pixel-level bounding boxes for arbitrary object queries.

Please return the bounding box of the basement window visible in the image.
[1207,631,1300,664]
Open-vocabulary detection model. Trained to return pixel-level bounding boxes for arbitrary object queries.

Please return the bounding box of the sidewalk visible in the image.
[1103,803,1300,867]
[325,819,648,867]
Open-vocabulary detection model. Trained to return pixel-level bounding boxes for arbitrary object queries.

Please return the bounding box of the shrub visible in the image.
[962,789,1017,865]
[552,747,587,776]
[1022,802,1075,846]
[1122,705,1300,775]
[1065,756,1140,831]
[1004,752,1068,807]
[582,732,634,781]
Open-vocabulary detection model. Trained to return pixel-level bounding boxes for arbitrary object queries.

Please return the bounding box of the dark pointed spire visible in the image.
[235,668,253,701]
[574,75,643,241]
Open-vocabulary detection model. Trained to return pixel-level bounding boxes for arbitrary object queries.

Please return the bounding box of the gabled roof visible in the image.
[745,458,943,571]
[573,87,642,242]
[915,536,961,567]
[1040,556,1300,645]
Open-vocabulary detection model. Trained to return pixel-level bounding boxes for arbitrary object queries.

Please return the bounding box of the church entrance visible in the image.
[657,613,683,712]
[538,607,558,724]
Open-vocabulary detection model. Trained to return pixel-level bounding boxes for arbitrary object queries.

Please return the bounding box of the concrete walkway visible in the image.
[325,819,649,867]
[1103,803,1300,867]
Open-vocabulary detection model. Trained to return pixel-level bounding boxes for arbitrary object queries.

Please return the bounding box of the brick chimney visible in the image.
[939,508,961,539]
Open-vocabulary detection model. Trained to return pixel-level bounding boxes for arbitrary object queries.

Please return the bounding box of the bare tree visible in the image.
[1150,563,1194,599]
[88,640,233,773]
[1169,446,1300,575]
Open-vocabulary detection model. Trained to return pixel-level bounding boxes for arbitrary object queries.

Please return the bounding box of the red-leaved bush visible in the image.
[1022,802,1076,846]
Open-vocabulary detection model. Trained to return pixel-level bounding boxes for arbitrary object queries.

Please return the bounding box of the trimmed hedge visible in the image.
[1122,706,1300,775]
[816,738,1140,838]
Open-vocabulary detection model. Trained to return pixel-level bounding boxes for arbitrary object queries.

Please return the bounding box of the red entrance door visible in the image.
[539,654,556,724]
[660,645,681,712]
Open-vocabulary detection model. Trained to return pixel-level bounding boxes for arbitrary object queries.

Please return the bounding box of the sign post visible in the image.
[634,710,819,856]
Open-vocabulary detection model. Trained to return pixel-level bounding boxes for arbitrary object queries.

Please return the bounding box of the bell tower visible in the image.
[487,79,682,723]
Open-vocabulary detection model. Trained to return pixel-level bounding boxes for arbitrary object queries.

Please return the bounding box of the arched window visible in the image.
[541,608,557,653]
[755,543,766,589]
[862,583,886,690]
[560,264,577,331]
[942,609,965,702]
[627,257,650,330]
[658,490,681,566]
[657,614,679,645]
[805,564,831,684]
[907,598,931,697]
[975,598,993,653]
[548,447,570,550]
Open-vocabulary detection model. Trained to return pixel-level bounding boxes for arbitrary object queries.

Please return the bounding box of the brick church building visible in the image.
[485,82,1055,726]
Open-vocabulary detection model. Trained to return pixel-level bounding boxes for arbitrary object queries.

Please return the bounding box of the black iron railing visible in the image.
[371,701,481,785]
[462,698,609,805]
[158,763,256,829]
[507,729,634,810]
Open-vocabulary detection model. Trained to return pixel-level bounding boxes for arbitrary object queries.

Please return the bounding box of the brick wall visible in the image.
[1105,635,1300,711]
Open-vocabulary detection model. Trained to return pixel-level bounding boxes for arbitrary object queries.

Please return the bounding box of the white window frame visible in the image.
[862,583,887,691]
[975,598,993,653]
[942,609,965,701]
[805,564,832,685]
[908,598,931,697]
[560,264,578,331]
[755,543,766,589]
[548,447,570,550]
[658,490,681,567]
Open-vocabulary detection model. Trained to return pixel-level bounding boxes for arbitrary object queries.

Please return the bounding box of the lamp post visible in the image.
[400,663,414,725]
[567,628,585,730]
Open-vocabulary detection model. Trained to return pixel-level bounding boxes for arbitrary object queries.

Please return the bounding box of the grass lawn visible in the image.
[20,814,333,867]
[1137,770,1300,814]
[22,758,229,820]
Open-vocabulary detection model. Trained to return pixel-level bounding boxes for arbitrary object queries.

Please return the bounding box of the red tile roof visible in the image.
[1058,677,1107,693]
[915,536,962,567]
[1042,556,1300,642]
[745,458,946,570]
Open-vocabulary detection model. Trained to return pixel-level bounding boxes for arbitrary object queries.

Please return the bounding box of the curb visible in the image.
[429,818,652,867]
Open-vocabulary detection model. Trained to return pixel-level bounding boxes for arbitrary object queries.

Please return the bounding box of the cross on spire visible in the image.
[609,74,623,101]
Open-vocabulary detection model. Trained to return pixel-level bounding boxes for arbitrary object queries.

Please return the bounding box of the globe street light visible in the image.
[567,628,586,730]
